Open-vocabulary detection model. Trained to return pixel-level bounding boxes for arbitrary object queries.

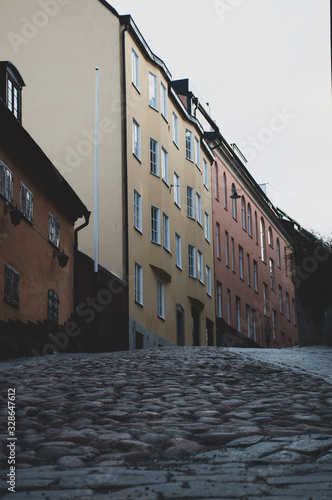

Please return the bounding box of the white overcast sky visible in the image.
[109,0,332,238]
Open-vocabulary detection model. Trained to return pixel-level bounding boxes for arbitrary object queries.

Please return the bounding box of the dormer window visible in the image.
[0,61,25,123]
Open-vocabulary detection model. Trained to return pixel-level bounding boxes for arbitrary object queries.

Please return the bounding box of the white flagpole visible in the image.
[94,67,99,273]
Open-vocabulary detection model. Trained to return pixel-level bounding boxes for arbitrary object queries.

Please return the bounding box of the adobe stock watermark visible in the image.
[239,107,296,163]
[213,0,244,22]
[8,0,69,54]
[53,118,115,175]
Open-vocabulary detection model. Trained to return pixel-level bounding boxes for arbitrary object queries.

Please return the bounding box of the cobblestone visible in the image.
[0,346,331,499]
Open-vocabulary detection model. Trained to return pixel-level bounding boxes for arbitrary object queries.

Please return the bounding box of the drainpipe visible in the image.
[74,210,91,311]
[122,24,130,349]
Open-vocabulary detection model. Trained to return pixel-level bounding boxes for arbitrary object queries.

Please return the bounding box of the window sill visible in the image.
[132,83,140,94]
[176,264,183,271]
[161,114,168,124]
[162,179,170,188]
[134,226,143,235]
[150,171,160,178]
[135,300,144,308]
[151,241,161,247]
[186,157,194,164]
[174,202,181,210]
[173,141,180,150]
[4,297,19,308]
[133,153,142,163]
[149,104,159,112]
[158,315,166,321]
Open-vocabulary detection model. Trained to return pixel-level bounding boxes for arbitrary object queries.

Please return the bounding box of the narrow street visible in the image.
[0,346,332,499]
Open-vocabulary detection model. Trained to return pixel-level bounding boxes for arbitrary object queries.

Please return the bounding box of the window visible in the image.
[161,146,169,185]
[252,310,257,341]
[241,197,246,230]
[185,129,193,161]
[205,212,210,242]
[195,136,201,169]
[160,81,167,119]
[157,280,165,319]
[48,290,59,326]
[263,283,268,315]
[286,293,290,320]
[268,227,273,247]
[215,163,219,199]
[239,246,243,279]
[247,253,250,286]
[277,238,281,267]
[227,289,231,324]
[150,138,159,176]
[223,172,227,209]
[231,237,235,272]
[0,161,13,203]
[254,211,258,243]
[231,184,237,219]
[247,203,252,236]
[196,192,202,225]
[131,48,140,90]
[151,206,160,244]
[49,212,60,247]
[175,233,182,269]
[279,286,283,314]
[225,231,229,267]
[173,112,179,146]
[216,223,220,259]
[134,190,142,232]
[133,118,141,160]
[188,244,196,278]
[7,77,19,119]
[246,305,250,338]
[292,298,296,325]
[236,296,241,331]
[174,172,180,207]
[149,71,158,109]
[135,262,143,305]
[162,212,170,251]
[203,159,208,189]
[272,310,277,342]
[4,264,19,306]
[260,218,266,262]
[198,250,204,283]
[20,182,33,222]
[253,260,258,292]
[269,259,275,289]
[206,266,212,296]
[217,282,222,317]
[187,186,195,219]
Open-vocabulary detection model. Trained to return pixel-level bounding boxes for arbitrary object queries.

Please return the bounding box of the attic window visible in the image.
[0,61,25,123]
[7,77,19,119]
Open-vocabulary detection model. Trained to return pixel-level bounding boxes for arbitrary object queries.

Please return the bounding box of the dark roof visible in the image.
[0,98,89,225]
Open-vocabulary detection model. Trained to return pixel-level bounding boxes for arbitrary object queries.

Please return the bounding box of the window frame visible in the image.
[49,212,60,248]
[132,118,141,161]
[20,182,33,222]
[131,47,140,91]
[157,280,165,319]
[195,136,201,170]
[0,161,13,203]
[151,205,161,245]
[133,189,142,233]
[161,146,169,186]
[134,262,143,305]
[162,212,170,251]
[175,233,182,269]
[239,246,244,280]
[217,282,222,317]
[4,263,19,307]
[185,129,194,161]
[197,250,204,283]
[48,289,59,327]
[203,159,209,189]
[186,186,195,219]
[149,71,158,110]
[173,112,179,147]
[150,137,159,177]
[196,192,202,225]
[173,172,180,208]
[188,244,196,278]
[160,81,167,120]
[206,265,212,296]
[204,212,210,242]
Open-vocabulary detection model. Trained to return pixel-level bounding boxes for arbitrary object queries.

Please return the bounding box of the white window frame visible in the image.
[231,237,235,272]
[135,262,143,305]
[216,223,220,259]
[187,186,195,219]
[157,280,165,319]
[247,253,250,286]
[253,260,258,292]
[162,212,170,251]
[161,146,169,185]
[0,161,13,203]
[131,48,140,90]
[20,182,33,222]
[260,218,266,262]
[132,118,141,160]
[204,212,210,242]
[174,172,180,208]
[225,231,229,267]
[239,246,243,280]
[242,197,246,230]
[151,205,160,245]
[203,159,209,189]
[196,192,202,225]
[175,233,182,269]
[49,212,60,248]
[160,81,167,120]
[195,136,201,169]
[185,129,193,161]
[247,203,252,236]
[173,112,179,147]
[197,250,204,283]
[150,137,159,176]
[270,258,275,290]
[149,71,158,110]
[134,189,142,233]
[277,238,281,267]
[188,244,196,278]
[206,265,212,296]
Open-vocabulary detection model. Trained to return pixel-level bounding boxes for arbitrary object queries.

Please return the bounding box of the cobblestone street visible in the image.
[0,346,332,499]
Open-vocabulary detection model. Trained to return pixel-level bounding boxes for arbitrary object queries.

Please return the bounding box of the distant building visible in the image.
[0,61,89,355]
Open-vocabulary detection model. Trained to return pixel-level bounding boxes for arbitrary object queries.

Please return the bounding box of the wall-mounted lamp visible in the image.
[230,189,241,200]
[4,202,23,227]
[53,249,69,268]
